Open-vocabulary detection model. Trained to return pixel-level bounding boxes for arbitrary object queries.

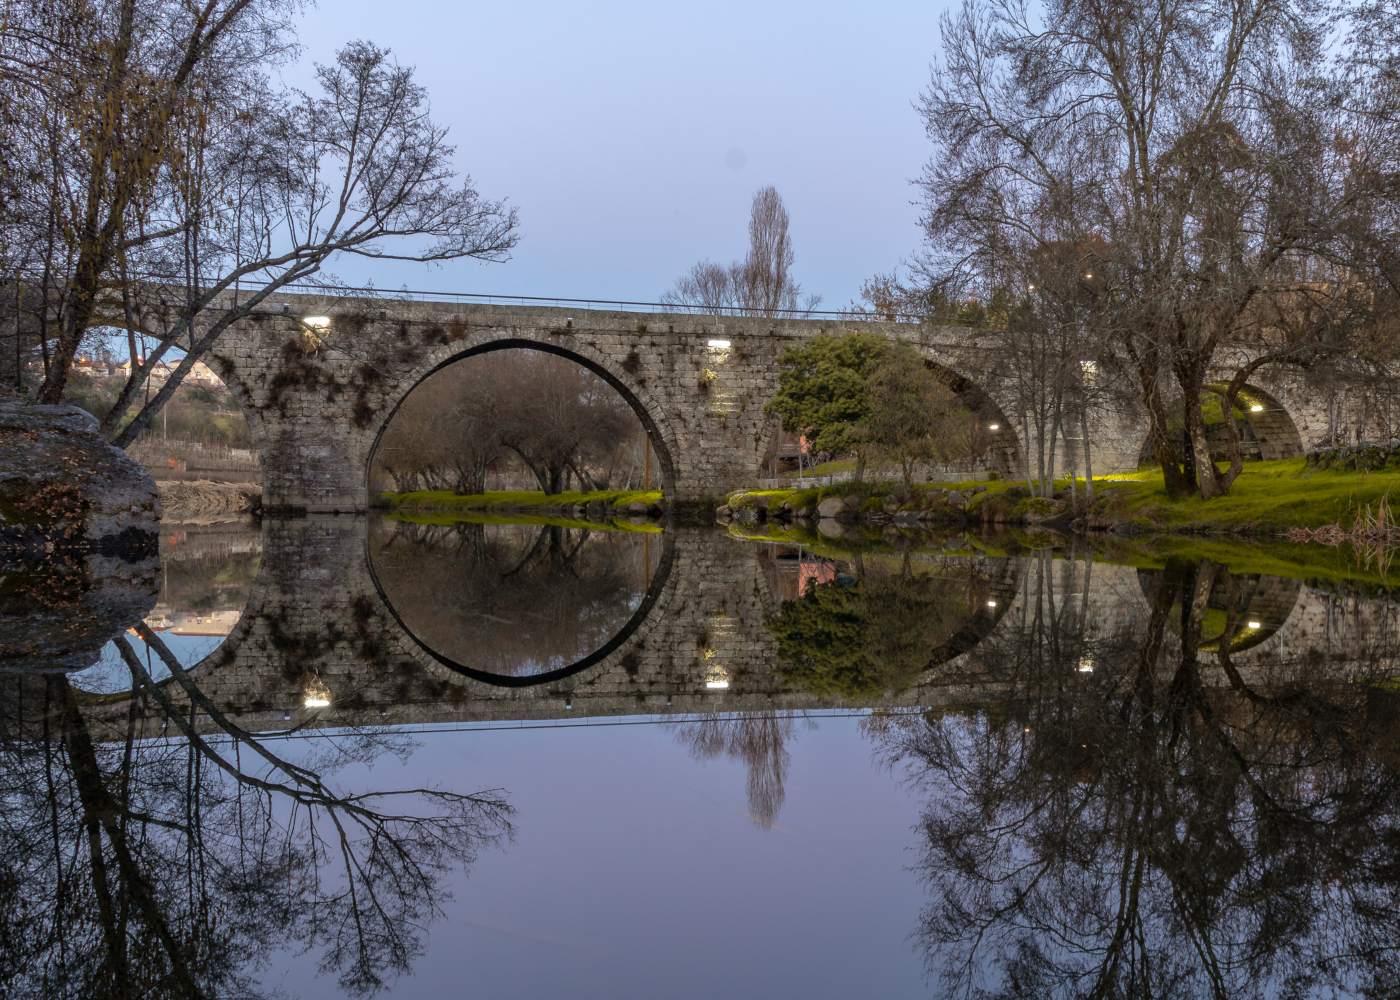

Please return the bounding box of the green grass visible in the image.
[1090,458,1400,533]
[379,488,663,514]
[735,458,1400,536]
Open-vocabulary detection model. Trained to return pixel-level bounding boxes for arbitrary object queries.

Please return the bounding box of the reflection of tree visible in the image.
[373,519,652,676]
[0,626,511,998]
[675,711,797,828]
[869,557,1400,998]
[767,553,997,699]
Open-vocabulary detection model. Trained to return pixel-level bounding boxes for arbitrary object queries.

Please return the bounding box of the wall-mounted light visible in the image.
[1083,272,1094,279]
[986,599,998,609]
[304,694,331,709]
[1249,404,1264,413]
[302,315,331,330]
[1247,620,1262,630]
[1077,657,1095,673]
[707,338,732,350]
[988,423,1001,431]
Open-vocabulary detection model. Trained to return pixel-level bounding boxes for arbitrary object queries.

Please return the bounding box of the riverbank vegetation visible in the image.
[726,458,1400,537]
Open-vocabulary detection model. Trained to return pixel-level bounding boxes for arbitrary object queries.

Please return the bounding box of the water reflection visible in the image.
[73,520,261,692]
[765,545,1016,700]
[5,516,1400,996]
[868,555,1400,998]
[1,626,512,1000]
[369,515,664,681]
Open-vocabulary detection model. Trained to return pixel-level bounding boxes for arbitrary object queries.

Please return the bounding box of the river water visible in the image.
[3,514,1400,998]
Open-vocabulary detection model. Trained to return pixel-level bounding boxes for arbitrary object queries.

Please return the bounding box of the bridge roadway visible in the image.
[112,289,1374,511]
[52,518,1397,740]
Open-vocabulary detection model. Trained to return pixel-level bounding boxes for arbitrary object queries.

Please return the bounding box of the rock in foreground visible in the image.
[0,395,160,556]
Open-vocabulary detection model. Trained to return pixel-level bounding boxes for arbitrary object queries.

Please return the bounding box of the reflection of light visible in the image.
[1077,657,1095,673]
[707,338,731,349]
[303,315,331,329]
[986,599,998,608]
[302,674,331,709]
[704,663,730,690]
[988,423,1001,431]
[1249,404,1264,413]
[1247,620,1262,629]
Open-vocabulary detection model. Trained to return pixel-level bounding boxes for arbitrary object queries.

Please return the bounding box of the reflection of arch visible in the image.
[366,524,677,688]
[366,337,678,497]
[756,544,1022,671]
[1136,567,1301,653]
[914,553,1022,666]
[1136,382,1304,467]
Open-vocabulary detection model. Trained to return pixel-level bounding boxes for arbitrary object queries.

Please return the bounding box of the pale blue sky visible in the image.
[290,0,955,308]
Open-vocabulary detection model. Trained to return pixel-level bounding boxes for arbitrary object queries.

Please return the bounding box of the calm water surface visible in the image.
[3,514,1399,998]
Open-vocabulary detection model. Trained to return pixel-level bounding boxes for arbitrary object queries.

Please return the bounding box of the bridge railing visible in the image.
[271,281,918,322]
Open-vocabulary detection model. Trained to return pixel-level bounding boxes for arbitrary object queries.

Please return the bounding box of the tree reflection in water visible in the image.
[767,548,1003,700]
[0,626,512,1000]
[675,711,801,828]
[869,556,1400,999]
[371,518,657,677]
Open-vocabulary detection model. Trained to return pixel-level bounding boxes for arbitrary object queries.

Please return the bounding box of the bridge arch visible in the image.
[1136,382,1305,468]
[365,334,681,499]
[918,356,1023,478]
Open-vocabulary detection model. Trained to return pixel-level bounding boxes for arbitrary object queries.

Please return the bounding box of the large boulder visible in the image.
[0,395,160,555]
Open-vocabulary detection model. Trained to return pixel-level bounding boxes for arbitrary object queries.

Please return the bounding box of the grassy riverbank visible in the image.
[728,458,1400,536]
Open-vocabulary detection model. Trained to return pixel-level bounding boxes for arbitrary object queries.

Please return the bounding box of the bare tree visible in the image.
[915,0,1398,499]
[0,4,518,446]
[663,185,818,316]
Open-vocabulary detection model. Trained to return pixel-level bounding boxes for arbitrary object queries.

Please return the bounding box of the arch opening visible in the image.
[1136,382,1305,468]
[365,342,678,687]
[367,339,676,500]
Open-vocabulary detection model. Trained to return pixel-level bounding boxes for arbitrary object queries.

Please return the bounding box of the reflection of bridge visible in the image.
[76,518,1398,735]
[134,290,1379,510]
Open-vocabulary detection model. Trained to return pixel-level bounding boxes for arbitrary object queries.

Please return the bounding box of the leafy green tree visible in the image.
[863,342,974,489]
[764,332,887,478]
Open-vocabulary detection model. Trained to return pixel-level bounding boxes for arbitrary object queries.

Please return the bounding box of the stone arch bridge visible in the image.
[134,290,1366,510]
